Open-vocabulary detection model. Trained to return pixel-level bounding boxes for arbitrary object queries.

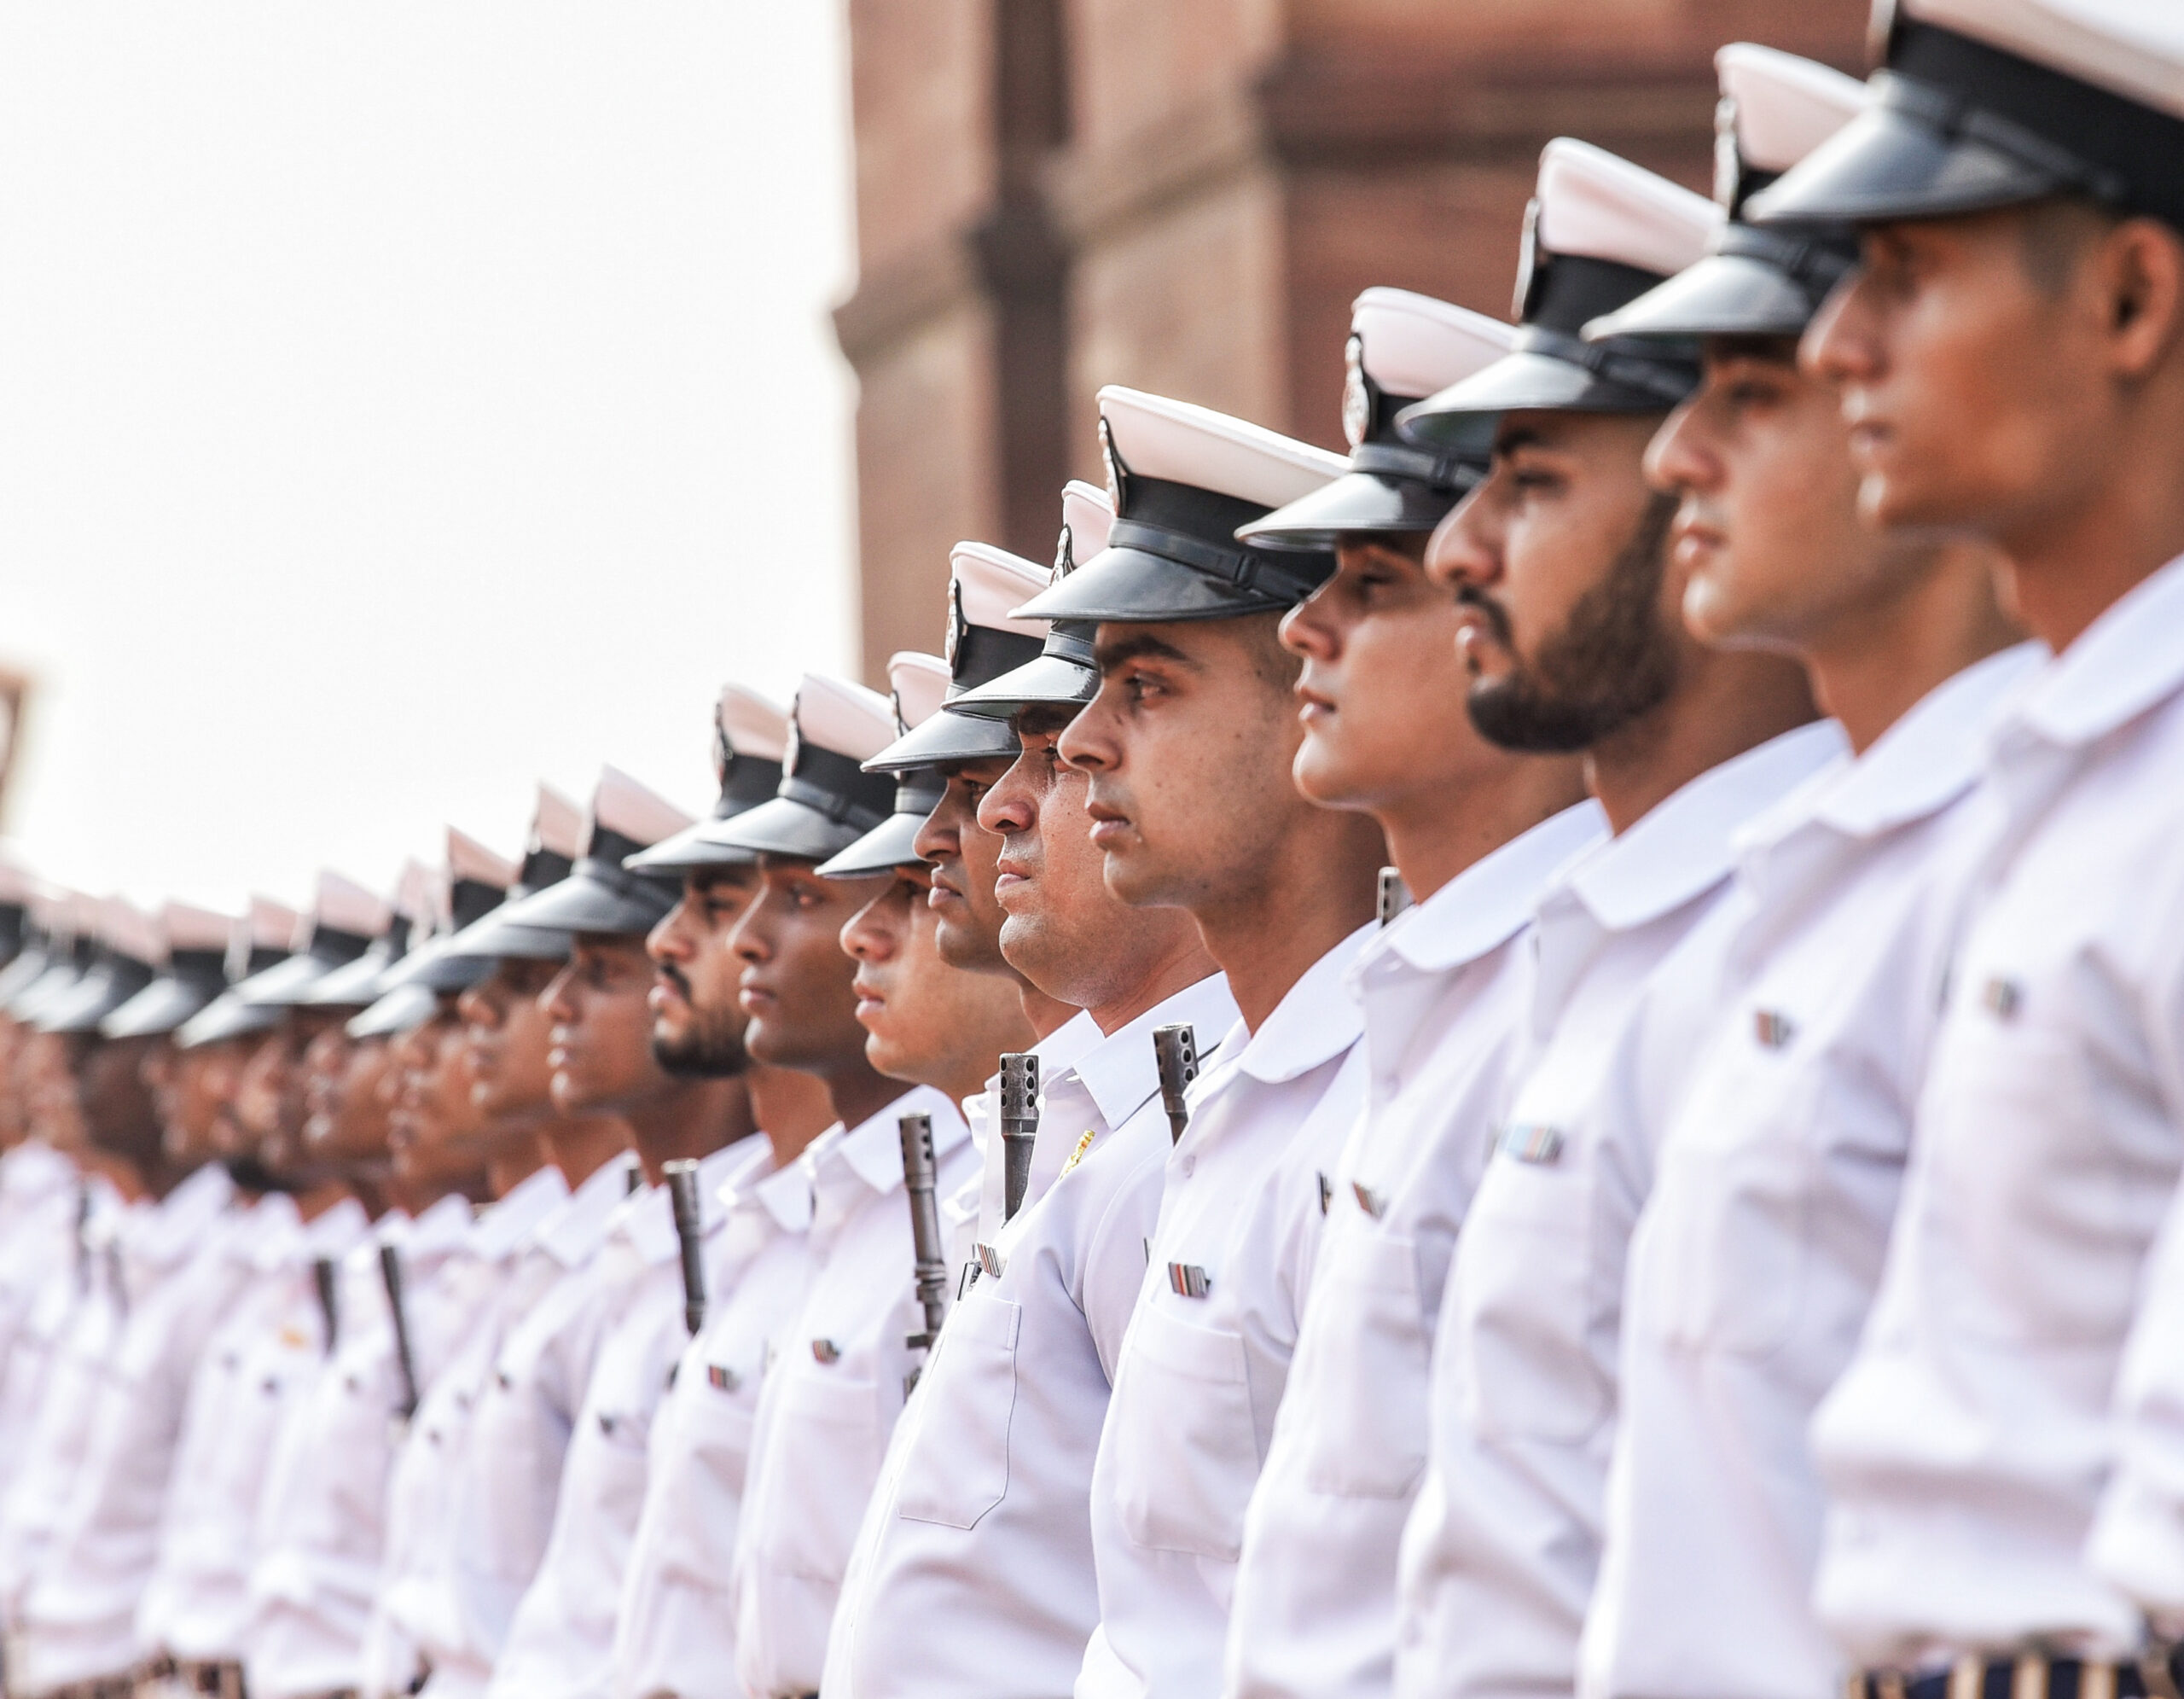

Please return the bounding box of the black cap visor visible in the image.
[346,982,439,1039]
[863,701,1020,775]
[944,649,1100,722]
[1014,535,1332,625]
[497,858,678,938]
[697,794,874,864]
[1745,86,2071,229]
[623,819,759,876]
[815,800,938,880]
[102,972,224,1039]
[1396,335,1698,457]
[39,958,156,1035]
[1583,239,1850,342]
[9,961,84,1022]
[1236,465,1470,550]
[176,988,284,1050]
[301,944,406,1010]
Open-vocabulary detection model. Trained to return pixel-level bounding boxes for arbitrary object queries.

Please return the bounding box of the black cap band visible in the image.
[1345,439,1484,495]
[781,742,897,833]
[1889,22,2181,228]
[1509,323,1699,406]
[1104,516,1328,608]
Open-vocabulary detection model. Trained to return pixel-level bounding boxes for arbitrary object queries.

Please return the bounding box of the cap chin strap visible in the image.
[1878,69,2127,207]
[1105,517,1326,606]
[1510,324,1699,408]
[1346,440,1484,495]
[1714,222,1860,306]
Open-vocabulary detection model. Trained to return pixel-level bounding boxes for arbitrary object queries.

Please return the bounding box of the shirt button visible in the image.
[1180,1155,1195,1178]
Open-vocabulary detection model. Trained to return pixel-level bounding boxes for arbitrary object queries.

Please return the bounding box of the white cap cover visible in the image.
[950,545,1051,646]
[1908,0,2184,123]
[314,871,392,941]
[590,765,695,852]
[1098,387,1346,510]
[795,672,897,763]
[888,652,952,731]
[448,828,518,888]
[717,684,791,762]
[1350,288,1519,405]
[163,902,235,955]
[531,783,586,861]
[1533,139,1721,282]
[1718,44,1867,177]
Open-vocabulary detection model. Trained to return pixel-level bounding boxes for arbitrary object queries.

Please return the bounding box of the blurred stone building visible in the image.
[835,0,1866,682]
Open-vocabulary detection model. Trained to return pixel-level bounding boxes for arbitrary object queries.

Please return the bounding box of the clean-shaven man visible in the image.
[1748,0,2184,1682]
[1219,287,1594,1699]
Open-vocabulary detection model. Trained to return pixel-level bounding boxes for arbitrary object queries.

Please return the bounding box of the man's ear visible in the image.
[2104,216,2184,382]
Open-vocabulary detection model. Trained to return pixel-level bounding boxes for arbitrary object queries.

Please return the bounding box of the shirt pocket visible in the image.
[1298,1230,1431,1499]
[896,1290,1020,1530]
[1920,1007,2131,1346]
[768,1363,885,1585]
[1112,1300,1258,1562]
[1641,1044,1820,1358]
[1452,1150,1605,1444]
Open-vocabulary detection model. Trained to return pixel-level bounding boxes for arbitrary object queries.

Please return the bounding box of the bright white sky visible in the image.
[0,3,859,916]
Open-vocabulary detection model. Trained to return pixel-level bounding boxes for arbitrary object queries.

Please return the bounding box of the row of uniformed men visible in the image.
[6,1,2184,1696]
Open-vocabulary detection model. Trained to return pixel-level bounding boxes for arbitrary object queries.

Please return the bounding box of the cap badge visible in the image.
[944,578,969,674]
[1867,0,1900,68]
[1513,195,1545,322]
[712,718,734,790]
[1052,522,1075,584]
[1342,334,1372,450]
[1712,94,1743,210]
[890,686,909,739]
[781,715,803,778]
[1099,416,1130,516]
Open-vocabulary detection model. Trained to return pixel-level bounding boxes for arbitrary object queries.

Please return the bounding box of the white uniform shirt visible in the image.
[139,1195,370,1664]
[1077,927,1379,1699]
[1812,554,2184,1667]
[824,975,1242,1699]
[730,1085,973,1699]
[246,1193,477,1699]
[610,1148,813,1699]
[0,1176,130,1628]
[11,1165,248,1690]
[420,1152,636,1699]
[1224,802,1608,1699]
[1395,719,1845,1699]
[488,1139,754,1699]
[362,1165,569,1699]
[1581,647,2040,1699]
[0,1142,79,1475]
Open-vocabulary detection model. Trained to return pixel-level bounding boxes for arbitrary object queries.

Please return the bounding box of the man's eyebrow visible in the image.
[1495,424,1548,457]
[1094,631,1196,671]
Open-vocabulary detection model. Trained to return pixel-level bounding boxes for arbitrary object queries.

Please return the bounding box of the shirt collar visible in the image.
[1233,922,1377,1085]
[398,1190,477,1262]
[1747,643,2043,853]
[723,1139,816,1235]
[1558,719,1846,934]
[1368,800,1607,980]
[132,1161,236,1268]
[1065,973,1240,1132]
[531,1150,639,1268]
[468,1162,569,1260]
[809,1083,969,1208]
[299,1194,369,1260]
[620,1139,756,1264]
[2006,550,2184,751]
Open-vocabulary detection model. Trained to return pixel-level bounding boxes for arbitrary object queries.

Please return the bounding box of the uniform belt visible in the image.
[1852,1647,2184,1699]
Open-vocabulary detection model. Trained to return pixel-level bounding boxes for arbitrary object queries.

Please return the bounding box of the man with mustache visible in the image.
[1389,139,1841,1699]
[1744,0,2184,1679]
[819,481,1235,1699]
[1217,286,1596,1699]
[3,902,259,1699]
[140,880,380,1699]
[1571,48,2033,1699]
[1014,389,1388,1699]
[360,815,581,1699]
[607,685,839,1699]
[429,770,709,1699]
[704,672,979,1699]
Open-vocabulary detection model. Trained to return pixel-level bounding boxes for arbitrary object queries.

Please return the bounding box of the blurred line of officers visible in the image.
[6,3,2184,1698]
